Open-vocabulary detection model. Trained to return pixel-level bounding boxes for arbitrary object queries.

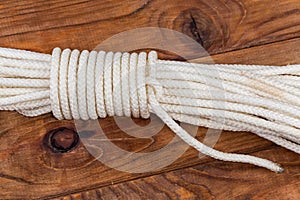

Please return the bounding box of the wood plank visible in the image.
[55,146,300,200]
[192,37,300,65]
[1,37,300,199]
[0,0,299,55]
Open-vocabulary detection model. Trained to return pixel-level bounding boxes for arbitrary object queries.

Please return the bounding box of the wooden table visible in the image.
[1,0,300,199]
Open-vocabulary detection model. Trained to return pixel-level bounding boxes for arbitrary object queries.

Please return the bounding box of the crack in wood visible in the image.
[189,13,204,46]
[0,173,34,185]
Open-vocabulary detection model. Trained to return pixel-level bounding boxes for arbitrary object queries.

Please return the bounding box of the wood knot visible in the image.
[173,8,229,53]
[45,127,79,153]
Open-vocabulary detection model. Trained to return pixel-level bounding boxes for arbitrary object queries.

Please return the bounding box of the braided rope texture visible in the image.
[2,47,300,172]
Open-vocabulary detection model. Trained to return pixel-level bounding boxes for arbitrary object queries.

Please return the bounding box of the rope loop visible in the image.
[51,49,158,120]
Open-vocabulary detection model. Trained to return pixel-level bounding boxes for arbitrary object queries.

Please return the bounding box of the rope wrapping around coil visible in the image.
[2,47,300,172]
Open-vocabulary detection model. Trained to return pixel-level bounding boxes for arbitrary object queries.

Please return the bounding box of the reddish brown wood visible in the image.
[56,145,300,200]
[0,0,299,55]
[0,0,300,199]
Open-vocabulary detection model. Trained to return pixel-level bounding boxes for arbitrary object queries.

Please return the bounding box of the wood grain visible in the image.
[193,37,300,65]
[0,0,300,199]
[0,0,299,55]
[56,146,300,200]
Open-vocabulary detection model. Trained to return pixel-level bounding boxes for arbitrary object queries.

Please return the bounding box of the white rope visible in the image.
[3,47,300,172]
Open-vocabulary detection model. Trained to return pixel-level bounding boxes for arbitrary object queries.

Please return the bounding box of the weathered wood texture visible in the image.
[0,0,300,199]
[1,0,300,54]
[56,145,300,200]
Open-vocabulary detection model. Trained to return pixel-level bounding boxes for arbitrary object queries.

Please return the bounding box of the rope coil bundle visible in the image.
[1,46,300,172]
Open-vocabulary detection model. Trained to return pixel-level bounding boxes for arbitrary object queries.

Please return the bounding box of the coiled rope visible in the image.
[2,47,300,172]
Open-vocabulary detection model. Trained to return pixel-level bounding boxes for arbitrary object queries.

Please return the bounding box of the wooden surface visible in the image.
[0,0,300,199]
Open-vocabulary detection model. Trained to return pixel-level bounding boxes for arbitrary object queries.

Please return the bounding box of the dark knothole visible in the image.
[44,127,79,153]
